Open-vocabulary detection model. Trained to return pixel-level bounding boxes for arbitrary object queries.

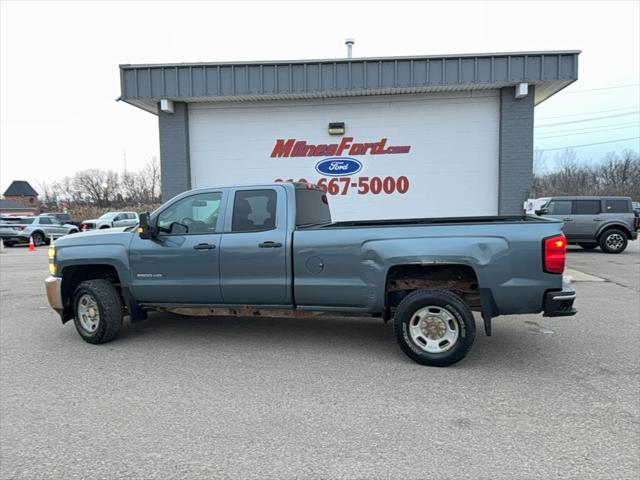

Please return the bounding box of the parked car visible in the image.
[80,212,139,230]
[536,196,638,253]
[1,215,79,247]
[45,183,576,367]
[43,212,81,227]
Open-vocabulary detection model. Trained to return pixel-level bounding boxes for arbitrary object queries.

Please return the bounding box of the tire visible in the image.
[2,240,15,247]
[68,229,79,234]
[73,279,123,344]
[578,243,598,250]
[599,229,628,254]
[31,231,45,246]
[99,225,110,229]
[393,289,476,367]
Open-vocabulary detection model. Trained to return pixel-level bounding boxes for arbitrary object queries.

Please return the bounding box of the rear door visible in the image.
[573,199,602,240]
[543,199,577,238]
[219,187,290,305]
[129,191,225,303]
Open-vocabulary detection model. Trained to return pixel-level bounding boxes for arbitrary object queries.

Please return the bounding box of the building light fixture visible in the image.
[328,122,345,135]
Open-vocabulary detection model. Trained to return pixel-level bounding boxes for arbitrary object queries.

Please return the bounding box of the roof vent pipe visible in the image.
[345,38,355,58]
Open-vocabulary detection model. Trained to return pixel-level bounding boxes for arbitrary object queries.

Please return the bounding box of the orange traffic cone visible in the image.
[28,236,36,252]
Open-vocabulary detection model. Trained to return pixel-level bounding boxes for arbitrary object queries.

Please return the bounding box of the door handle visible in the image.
[259,241,282,248]
[193,243,216,250]
[593,218,602,221]
[563,218,573,222]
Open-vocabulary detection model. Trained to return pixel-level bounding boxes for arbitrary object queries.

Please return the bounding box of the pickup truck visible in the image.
[45,183,576,366]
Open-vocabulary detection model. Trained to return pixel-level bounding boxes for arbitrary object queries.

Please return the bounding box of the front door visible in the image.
[219,187,290,305]
[573,199,603,241]
[543,199,577,239]
[129,191,225,303]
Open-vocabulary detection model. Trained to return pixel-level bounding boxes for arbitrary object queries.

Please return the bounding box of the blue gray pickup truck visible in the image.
[45,183,576,366]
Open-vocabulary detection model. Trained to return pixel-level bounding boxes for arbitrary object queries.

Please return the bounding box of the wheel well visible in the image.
[385,264,480,310]
[60,265,121,321]
[599,224,632,239]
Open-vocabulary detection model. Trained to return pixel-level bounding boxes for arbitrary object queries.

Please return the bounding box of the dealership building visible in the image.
[118,50,579,220]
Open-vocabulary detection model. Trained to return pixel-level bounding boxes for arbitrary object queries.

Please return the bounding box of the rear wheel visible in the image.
[73,279,123,344]
[578,243,598,250]
[599,229,628,254]
[393,289,476,367]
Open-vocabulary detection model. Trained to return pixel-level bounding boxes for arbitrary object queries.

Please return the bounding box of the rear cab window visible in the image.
[295,186,331,226]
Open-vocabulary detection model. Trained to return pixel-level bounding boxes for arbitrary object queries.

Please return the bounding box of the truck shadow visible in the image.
[121,312,550,368]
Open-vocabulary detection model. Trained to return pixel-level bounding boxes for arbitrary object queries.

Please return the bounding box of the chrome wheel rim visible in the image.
[605,233,624,251]
[408,305,459,354]
[77,294,100,333]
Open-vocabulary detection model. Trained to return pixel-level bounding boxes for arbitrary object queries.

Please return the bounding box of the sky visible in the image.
[1,0,639,193]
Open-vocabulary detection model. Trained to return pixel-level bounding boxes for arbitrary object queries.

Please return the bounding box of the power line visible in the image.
[537,106,638,120]
[535,137,640,152]
[560,83,640,94]
[536,111,640,128]
[537,120,639,135]
[536,123,640,139]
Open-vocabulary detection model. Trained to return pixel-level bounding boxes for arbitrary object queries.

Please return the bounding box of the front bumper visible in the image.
[45,276,63,310]
[543,281,577,317]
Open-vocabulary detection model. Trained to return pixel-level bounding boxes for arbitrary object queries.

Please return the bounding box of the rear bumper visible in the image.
[543,282,577,317]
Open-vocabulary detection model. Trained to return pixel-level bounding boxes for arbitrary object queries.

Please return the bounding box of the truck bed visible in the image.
[299,215,550,230]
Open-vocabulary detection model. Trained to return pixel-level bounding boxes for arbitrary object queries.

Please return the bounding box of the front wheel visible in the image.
[393,289,476,367]
[73,279,123,344]
[599,229,628,254]
[31,231,45,246]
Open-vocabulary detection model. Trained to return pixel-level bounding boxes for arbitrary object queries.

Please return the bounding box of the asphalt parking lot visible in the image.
[1,242,638,480]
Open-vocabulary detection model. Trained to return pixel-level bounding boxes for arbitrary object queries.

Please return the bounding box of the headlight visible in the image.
[48,245,57,275]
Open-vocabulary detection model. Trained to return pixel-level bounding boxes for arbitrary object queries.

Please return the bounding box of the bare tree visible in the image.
[72,169,121,207]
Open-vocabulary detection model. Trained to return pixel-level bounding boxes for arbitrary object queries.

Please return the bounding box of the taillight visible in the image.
[16,226,26,231]
[543,234,566,274]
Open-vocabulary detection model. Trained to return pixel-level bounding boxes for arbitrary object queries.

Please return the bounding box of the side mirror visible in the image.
[535,209,547,216]
[137,212,154,239]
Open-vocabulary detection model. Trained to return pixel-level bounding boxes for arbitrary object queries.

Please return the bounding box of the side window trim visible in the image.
[155,191,225,236]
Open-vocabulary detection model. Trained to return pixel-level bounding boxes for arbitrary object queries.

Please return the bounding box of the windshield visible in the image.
[98,213,117,220]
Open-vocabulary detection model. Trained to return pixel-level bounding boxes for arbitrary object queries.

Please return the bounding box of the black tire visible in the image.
[578,243,598,250]
[73,279,123,344]
[68,229,79,235]
[599,229,628,254]
[31,231,45,246]
[99,225,110,229]
[393,289,476,367]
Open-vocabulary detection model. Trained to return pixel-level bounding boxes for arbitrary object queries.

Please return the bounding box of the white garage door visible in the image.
[189,91,499,221]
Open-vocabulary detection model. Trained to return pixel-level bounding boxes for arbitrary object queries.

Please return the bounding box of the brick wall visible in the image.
[158,102,191,202]
[498,86,535,215]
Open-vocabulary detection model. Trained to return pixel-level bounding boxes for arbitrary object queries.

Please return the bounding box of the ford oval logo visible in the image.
[315,158,362,177]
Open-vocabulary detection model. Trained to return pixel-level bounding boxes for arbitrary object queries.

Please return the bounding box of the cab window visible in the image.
[574,200,600,215]
[546,200,572,215]
[605,200,630,213]
[157,192,222,235]
[231,189,277,232]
